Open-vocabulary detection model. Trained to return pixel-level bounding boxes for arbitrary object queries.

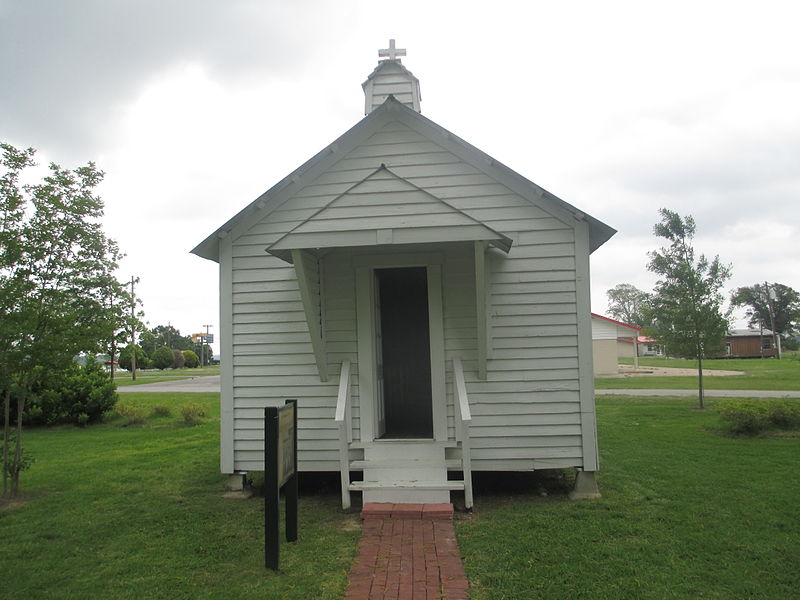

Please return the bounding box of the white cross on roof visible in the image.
[379,39,406,61]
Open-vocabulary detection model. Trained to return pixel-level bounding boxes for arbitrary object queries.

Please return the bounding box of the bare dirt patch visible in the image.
[0,496,31,510]
[609,364,745,378]
[340,515,362,532]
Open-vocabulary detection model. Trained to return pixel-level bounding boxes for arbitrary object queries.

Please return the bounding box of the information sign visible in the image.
[264,400,298,571]
[277,404,295,487]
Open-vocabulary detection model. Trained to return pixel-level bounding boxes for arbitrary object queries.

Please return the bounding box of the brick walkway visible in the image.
[345,503,469,600]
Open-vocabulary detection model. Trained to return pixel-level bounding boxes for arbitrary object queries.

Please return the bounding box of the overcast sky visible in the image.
[2,0,798,353]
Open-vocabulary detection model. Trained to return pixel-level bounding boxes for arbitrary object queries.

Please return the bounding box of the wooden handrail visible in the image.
[452,357,473,509]
[452,357,471,423]
[335,360,351,423]
[335,360,351,509]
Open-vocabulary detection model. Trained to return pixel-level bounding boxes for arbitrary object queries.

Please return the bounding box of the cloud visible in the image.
[3,0,799,343]
[0,0,355,158]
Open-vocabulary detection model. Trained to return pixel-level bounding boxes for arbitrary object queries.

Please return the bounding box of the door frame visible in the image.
[355,252,446,442]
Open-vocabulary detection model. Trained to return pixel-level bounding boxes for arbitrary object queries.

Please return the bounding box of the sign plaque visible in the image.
[264,400,299,571]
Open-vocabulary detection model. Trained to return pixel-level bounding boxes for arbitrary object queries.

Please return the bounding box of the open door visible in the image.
[374,267,433,439]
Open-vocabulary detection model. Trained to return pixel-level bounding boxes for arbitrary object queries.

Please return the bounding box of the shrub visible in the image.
[116,398,147,425]
[4,357,118,427]
[180,403,205,425]
[718,400,768,434]
[151,346,174,370]
[151,405,172,418]
[718,399,800,435]
[182,350,200,369]
[172,349,186,369]
[766,400,800,429]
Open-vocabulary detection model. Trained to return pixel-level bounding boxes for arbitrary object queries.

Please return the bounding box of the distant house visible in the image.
[617,336,664,358]
[591,314,640,375]
[721,329,776,358]
[193,42,616,507]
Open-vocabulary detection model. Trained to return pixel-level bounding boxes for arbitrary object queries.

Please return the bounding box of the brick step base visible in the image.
[361,502,454,520]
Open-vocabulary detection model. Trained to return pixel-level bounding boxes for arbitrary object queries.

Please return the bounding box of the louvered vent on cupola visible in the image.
[362,39,421,114]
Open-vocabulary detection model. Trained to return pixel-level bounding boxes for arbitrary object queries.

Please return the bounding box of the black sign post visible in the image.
[264,399,298,571]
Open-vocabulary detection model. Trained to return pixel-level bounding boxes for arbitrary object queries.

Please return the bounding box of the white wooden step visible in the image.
[350,439,458,450]
[354,440,454,503]
[349,458,462,470]
[349,481,464,491]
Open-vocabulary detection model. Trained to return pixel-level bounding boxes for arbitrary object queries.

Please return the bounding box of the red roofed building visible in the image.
[591,313,641,375]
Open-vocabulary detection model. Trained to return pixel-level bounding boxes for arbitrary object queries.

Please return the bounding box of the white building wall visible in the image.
[591,317,618,340]
[224,118,588,473]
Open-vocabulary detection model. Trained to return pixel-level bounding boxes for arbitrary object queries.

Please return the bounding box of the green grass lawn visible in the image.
[114,365,220,387]
[457,395,800,599]
[595,355,800,390]
[4,393,799,598]
[0,392,358,600]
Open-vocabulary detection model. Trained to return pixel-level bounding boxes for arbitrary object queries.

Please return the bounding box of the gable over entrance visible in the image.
[267,165,512,263]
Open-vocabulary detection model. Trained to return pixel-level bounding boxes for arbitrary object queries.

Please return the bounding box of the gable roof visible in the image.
[192,96,615,262]
[727,328,773,337]
[266,164,512,262]
[591,313,641,332]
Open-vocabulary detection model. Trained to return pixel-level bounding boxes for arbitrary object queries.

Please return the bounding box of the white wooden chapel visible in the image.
[192,40,616,508]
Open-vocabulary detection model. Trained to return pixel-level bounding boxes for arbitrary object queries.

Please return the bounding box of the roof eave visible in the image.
[190,101,395,262]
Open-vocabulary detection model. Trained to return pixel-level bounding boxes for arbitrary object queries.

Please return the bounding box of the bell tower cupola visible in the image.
[362,39,421,114]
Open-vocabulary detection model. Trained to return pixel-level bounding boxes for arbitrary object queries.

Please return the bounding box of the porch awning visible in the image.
[273,167,511,382]
[265,165,512,263]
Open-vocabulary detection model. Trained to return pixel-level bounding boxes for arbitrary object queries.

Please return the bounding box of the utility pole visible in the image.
[130,276,137,380]
[203,324,213,367]
[108,293,117,380]
[765,282,782,359]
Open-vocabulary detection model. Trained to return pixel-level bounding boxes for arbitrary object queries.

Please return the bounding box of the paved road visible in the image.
[118,377,799,398]
[117,375,221,393]
[597,388,800,398]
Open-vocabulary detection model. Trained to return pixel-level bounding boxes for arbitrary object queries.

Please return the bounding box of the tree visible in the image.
[196,343,213,366]
[1,142,125,497]
[152,346,175,370]
[104,282,145,380]
[119,344,147,371]
[182,350,200,368]
[172,348,186,369]
[731,283,800,358]
[645,209,731,409]
[138,330,158,358]
[140,325,192,354]
[606,283,652,328]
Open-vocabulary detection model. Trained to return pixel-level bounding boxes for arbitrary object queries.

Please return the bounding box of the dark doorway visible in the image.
[375,267,433,438]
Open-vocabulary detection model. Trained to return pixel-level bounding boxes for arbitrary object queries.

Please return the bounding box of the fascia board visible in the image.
[190,102,399,262]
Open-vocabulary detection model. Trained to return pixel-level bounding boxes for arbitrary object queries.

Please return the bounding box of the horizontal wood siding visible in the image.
[228,118,586,473]
[591,317,619,340]
[441,234,582,470]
